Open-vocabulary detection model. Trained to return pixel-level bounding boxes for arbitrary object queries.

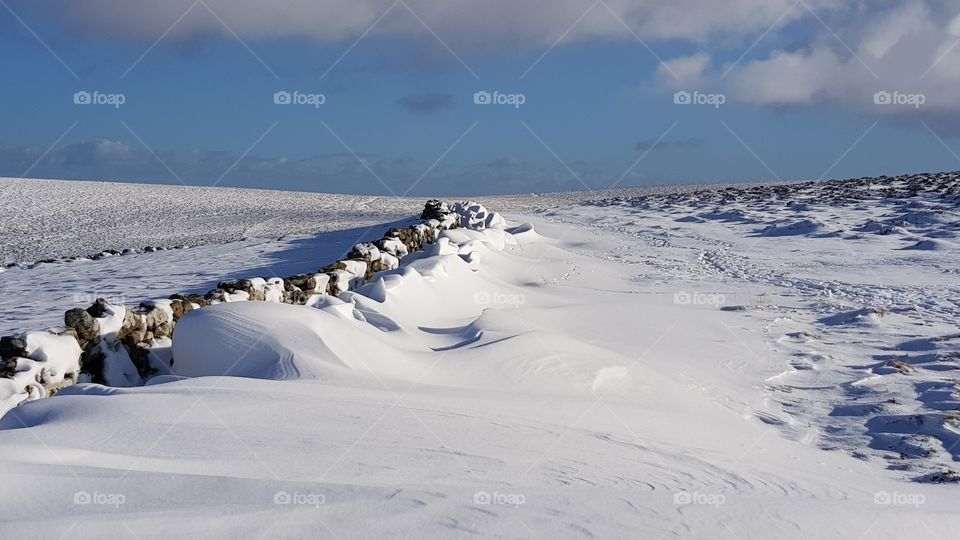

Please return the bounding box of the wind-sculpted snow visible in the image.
[0,199,504,416]
[1,174,960,538]
[551,171,960,482]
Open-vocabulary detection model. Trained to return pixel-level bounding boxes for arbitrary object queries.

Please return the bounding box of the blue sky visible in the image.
[2,0,959,195]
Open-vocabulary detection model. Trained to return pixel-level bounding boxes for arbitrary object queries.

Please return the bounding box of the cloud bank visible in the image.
[656,0,960,123]
[19,0,960,117]
[26,0,837,46]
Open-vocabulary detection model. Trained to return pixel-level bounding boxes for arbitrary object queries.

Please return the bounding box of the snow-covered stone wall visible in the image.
[0,200,505,416]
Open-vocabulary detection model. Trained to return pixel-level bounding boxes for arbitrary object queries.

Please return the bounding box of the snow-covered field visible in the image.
[0,177,608,265]
[1,174,959,538]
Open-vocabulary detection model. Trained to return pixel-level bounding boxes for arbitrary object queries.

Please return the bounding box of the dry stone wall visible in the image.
[0,200,497,415]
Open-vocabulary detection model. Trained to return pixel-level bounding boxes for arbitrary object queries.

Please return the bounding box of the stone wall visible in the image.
[0,200,485,413]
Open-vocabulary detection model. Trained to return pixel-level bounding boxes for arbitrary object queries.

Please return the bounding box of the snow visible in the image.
[0,221,412,335]
[0,177,613,266]
[95,303,126,337]
[378,237,409,258]
[1,175,959,538]
[0,332,81,413]
[247,277,285,303]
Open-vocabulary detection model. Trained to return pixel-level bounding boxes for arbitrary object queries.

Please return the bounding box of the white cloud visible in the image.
[93,140,134,158]
[658,52,711,85]
[705,0,960,119]
[858,0,930,60]
[949,12,960,36]
[14,0,960,116]
[23,0,837,46]
[726,48,852,105]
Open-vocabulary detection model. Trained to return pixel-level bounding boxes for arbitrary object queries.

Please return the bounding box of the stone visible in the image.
[284,289,309,305]
[0,335,28,360]
[420,199,450,221]
[284,274,316,293]
[205,288,227,302]
[86,298,110,318]
[237,279,266,302]
[0,356,17,378]
[169,295,208,320]
[79,347,107,385]
[64,308,100,348]
[128,342,155,379]
[117,309,145,343]
[3,198,468,395]
[348,242,381,262]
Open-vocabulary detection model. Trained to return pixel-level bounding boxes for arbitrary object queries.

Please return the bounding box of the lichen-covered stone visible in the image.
[64,308,100,348]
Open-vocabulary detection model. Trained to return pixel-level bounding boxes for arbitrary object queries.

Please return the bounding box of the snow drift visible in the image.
[0,200,506,418]
[1,173,960,539]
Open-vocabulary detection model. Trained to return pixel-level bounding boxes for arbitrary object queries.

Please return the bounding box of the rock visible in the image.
[205,288,227,302]
[325,270,353,296]
[116,304,173,345]
[214,280,265,302]
[241,279,267,302]
[169,295,208,320]
[385,226,425,253]
[64,308,100,348]
[420,199,450,220]
[0,335,26,378]
[116,309,142,343]
[154,321,174,339]
[284,289,309,305]
[376,252,400,272]
[2,198,471,396]
[169,299,191,320]
[284,274,316,293]
[348,242,381,263]
[128,342,155,379]
[79,347,106,384]
[86,298,110,318]
[0,335,28,361]
[348,243,390,280]
[375,237,409,258]
[216,280,237,291]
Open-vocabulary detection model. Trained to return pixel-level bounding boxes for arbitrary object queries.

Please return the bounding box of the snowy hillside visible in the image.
[0,173,958,538]
[0,177,607,265]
